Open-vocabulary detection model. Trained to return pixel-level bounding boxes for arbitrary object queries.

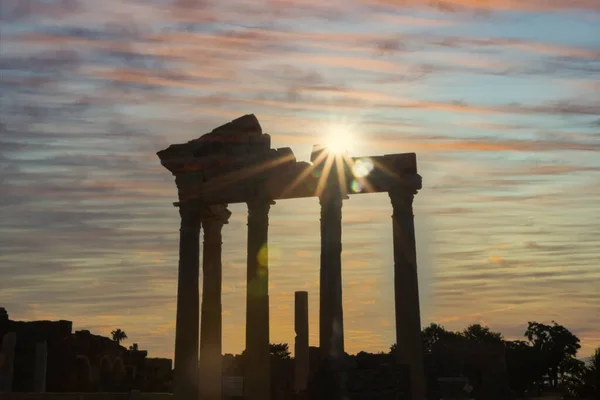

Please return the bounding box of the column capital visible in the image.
[247,197,275,215]
[388,174,422,210]
[201,205,230,248]
[178,201,202,231]
[200,204,231,226]
[318,188,348,206]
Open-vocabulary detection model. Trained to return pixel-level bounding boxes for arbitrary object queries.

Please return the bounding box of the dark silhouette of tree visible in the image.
[462,324,503,343]
[555,348,600,398]
[525,321,581,390]
[589,348,600,392]
[111,329,128,345]
[269,343,291,360]
[575,347,600,398]
[422,323,460,353]
[269,343,293,399]
[221,323,597,399]
[390,323,462,357]
[504,339,544,396]
[559,355,587,397]
[587,347,600,397]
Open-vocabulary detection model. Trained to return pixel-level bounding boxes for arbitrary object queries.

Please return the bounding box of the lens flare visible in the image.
[257,243,281,272]
[351,158,374,178]
[257,244,269,270]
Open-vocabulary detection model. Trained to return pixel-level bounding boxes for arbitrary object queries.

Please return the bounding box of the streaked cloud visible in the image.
[1,0,599,359]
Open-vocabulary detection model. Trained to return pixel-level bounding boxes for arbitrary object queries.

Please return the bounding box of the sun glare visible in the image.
[305,119,375,197]
[323,123,356,154]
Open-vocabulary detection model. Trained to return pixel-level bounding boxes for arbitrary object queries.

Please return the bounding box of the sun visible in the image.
[323,123,356,154]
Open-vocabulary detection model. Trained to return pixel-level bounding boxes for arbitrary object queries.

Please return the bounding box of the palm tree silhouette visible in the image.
[584,347,600,397]
[111,329,128,345]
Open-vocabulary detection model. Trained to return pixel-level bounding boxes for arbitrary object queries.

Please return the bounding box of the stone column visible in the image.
[33,341,47,392]
[174,202,201,400]
[389,174,425,400]
[294,291,309,395]
[199,205,231,400]
[318,190,346,399]
[245,198,273,400]
[0,332,16,392]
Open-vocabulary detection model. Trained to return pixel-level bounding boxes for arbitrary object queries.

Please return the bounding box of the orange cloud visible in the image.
[489,256,507,266]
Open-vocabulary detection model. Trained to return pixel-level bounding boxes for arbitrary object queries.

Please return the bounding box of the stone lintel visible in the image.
[173,153,418,206]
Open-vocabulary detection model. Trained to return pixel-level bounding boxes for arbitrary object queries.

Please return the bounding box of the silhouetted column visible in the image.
[174,202,201,400]
[199,205,231,400]
[33,341,47,392]
[389,174,425,400]
[0,332,16,392]
[245,198,273,400]
[294,291,309,395]
[319,190,346,399]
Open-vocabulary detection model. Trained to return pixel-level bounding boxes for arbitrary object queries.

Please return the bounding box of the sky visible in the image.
[1,0,599,360]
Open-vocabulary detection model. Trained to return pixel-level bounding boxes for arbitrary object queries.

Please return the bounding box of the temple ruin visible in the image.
[157,114,425,400]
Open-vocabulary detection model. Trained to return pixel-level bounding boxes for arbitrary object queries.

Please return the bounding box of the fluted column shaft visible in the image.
[389,175,425,400]
[199,207,229,400]
[245,199,273,400]
[174,203,201,400]
[318,191,345,399]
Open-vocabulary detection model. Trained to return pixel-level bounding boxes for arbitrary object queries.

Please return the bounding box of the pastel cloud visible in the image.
[361,0,600,12]
[1,0,599,359]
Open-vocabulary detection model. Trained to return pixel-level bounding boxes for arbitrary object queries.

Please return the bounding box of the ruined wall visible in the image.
[1,393,173,400]
[1,319,74,391]
[1,313,172,393]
